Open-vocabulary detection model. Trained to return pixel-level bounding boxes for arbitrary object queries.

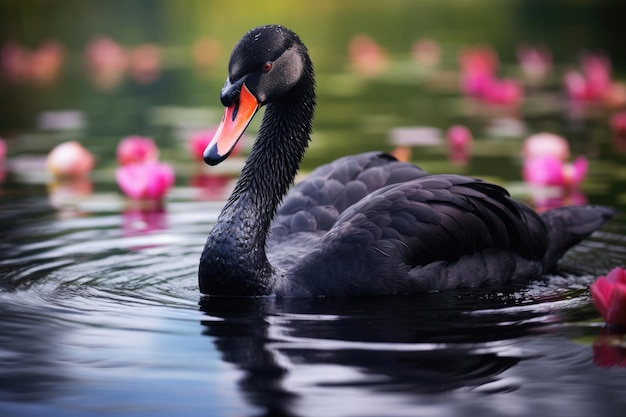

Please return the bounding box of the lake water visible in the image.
[2,2,626,416]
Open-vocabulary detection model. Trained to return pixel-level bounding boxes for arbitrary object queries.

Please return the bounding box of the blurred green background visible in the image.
[1,0,625,197]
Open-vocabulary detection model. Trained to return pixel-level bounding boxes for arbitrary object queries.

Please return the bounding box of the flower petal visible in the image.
[591,277,613,319]
[607,283,626,327]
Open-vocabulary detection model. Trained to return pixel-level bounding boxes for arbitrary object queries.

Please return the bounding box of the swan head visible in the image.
[203,25,308,166]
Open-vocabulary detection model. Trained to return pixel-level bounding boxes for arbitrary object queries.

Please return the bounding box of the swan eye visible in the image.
[263,61,273,73]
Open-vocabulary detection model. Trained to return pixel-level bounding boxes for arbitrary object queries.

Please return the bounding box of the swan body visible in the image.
[198,25,616,297]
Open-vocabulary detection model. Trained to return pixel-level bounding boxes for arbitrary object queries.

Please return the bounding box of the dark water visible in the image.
[1,177,625,417]
[3,1,626,416]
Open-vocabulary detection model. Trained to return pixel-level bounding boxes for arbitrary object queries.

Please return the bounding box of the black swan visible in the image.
[198,24,616,297]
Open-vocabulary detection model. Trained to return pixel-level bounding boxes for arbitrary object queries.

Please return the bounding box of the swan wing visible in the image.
[282,174,549,296]
[270,152,427,238]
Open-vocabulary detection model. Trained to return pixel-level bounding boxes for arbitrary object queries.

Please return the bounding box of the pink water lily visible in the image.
[116,161,175,200]
[523,132,570,161]
[522,155,587,187]
[46,141,95,177]
[446,125,473,165]
[591,267,626,328]
[116,135,159,166]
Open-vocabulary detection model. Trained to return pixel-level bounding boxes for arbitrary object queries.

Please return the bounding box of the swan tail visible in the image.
[540,205,618,271]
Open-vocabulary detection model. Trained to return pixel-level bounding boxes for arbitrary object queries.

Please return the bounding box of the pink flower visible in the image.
[129,43,162,85]
[517,43,552,82]
[29,40,65,86]
[591,267,626,328]
[563,52,613,102]
[582,52,612,101]
[1,41,30,83]
[116,135,159,166]
[460,70,495,98]
[446,125,473,165]
[522,155,587,187]
[116,161,175,200]
[348,34,388,78]
[85,36,128,90]
[46,141,95,177]
[458,45,498,76]
[482,77,523,106]
[523,133,570,161]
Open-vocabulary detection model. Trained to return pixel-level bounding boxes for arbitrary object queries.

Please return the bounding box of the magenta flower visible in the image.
[523,155,587,187]
[458,45,498,98]
[116,161,175,200]
[563,52,613,102]
[591,267,626,328]
[523,133,570,161]
[116,135,159,166]
[482,77,523,106]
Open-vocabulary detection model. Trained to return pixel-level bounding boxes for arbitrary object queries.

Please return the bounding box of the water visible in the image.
[3,1,626,416]
[1,177,625,416]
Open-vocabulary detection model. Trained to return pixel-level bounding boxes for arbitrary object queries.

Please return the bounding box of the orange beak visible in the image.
[203,83,260,165]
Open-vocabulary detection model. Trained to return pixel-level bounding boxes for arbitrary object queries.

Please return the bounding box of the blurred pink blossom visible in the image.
[116,161,175,200]
[129,43,162,84]
[85,36,128,90]
[458,45,523,106]
[116,135,159,166]
[482,77,523,106]
[1,41,30,83]
[446,125,473,165]
[523,132,570,161]
[564,52,613,102]
[522,155,587,187]
[348,34,388,78]
[1,39,65,85]
[46,141,95,177]
[29,40,65,85]
[591,267,626,328]
[517,43,552,82]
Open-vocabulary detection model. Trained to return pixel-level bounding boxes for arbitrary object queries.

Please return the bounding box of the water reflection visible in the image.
[593,329,626,368]
[199,289,592,416]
